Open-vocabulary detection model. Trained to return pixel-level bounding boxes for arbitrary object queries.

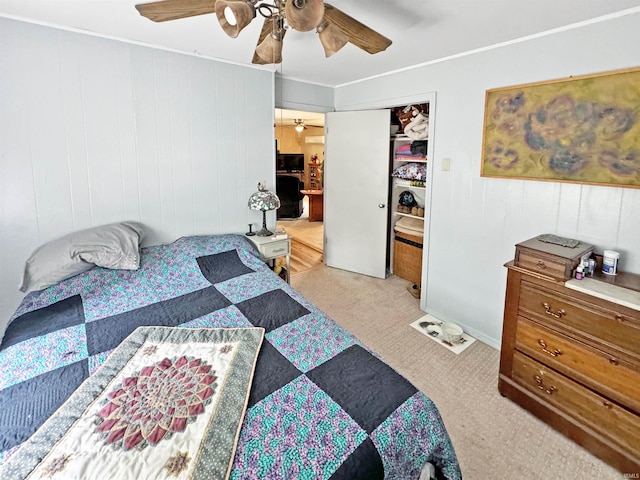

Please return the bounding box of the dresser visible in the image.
[499,240,640,473]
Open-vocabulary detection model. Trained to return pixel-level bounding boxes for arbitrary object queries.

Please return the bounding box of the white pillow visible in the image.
[19,222,144,293]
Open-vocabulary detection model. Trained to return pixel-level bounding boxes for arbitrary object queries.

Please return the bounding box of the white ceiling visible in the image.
[2,1,640,87]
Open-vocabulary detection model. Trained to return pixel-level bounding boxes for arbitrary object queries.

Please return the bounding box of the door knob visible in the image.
[378,203,385,208]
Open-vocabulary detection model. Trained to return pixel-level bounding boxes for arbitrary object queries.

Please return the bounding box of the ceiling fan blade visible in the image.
[323,4,392,54]
[135,0,217,22]
[252,17,287,65]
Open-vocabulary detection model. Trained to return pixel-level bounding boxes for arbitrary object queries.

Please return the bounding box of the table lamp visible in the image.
[248,182,281,236]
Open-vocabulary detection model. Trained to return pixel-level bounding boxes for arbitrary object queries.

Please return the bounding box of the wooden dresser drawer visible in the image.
[518,280,640,360]
[515,316,640,414]
[511,351,640,459]
[516,250,568,279]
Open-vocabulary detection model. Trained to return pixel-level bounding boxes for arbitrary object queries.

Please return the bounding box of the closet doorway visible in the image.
[274,108,325,276]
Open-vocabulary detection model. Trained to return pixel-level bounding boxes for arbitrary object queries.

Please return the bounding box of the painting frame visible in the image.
[480,66,640,189]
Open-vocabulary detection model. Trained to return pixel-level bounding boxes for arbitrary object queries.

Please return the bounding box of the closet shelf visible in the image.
[394,212,425,220]
[393,180,426,190]
[394,156,427,163]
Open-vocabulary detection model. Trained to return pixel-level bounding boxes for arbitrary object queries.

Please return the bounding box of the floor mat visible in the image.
[410,314,476,354]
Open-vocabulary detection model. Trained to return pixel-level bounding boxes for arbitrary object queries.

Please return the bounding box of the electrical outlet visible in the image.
[441,158,451,171]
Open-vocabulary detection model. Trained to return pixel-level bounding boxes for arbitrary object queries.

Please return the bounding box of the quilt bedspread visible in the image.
[0,234,461,479]
[1,326,264,480]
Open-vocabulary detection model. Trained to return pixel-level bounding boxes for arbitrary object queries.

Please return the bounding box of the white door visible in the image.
[324,110,391,278]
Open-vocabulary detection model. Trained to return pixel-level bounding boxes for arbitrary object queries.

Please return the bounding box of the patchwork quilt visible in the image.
[0,234,461,479]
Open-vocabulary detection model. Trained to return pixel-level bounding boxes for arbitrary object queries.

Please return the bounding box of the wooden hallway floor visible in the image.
[290,238,323,275]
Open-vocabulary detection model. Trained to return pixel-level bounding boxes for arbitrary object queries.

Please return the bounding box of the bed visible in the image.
[0,233,461,479]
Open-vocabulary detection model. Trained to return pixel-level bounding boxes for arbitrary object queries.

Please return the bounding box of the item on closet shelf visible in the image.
[404,111,429,140]
[398,190,417,207]
[392,163,427,181]
[394,216,424,237]
[393,104,429,134]
[602,250,620,275]
[409,207,424,217]
[394,144,425,161]
[410,141,428,156]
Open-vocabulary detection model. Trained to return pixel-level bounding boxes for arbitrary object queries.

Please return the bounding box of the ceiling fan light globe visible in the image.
[318,21,348,57]
[215,0,255,38]
[285,0,325,32]
[255,32,283,64]
[223,6,237,25]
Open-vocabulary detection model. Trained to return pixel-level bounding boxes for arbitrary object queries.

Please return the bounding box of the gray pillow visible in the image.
[19,222,144,293]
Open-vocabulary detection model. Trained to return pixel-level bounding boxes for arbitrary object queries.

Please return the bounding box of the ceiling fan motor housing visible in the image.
[285,0,325,31]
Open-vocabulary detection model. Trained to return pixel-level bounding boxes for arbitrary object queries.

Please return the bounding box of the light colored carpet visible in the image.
[292,265,622,480]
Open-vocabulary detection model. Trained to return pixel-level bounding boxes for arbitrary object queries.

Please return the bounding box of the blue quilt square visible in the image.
[1,295,84,350]
[235,289,310,333]
[197,250,254,284]
[329,438,383,479]
[86,285,231,355]
[248,340,302,408]
[0,360,89,453]
[306,345,417,434]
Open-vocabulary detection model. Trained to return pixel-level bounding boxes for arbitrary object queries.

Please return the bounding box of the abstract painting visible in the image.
[481,67,640,188]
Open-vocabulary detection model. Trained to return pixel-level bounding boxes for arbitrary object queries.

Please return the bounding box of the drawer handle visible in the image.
[542,303,565,319]
[536,260,547,269]
[272,248,286,253]
[534,375,556,395]
[602,401,613,409]
[538,339,562,357]
[609,357,619,366]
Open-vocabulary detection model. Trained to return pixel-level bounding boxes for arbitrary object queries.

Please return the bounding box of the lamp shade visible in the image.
[255,31,284,64]
[248,183,281,236]
[216,0,255,38]
[248,185,280,212]
[317,20,348,57]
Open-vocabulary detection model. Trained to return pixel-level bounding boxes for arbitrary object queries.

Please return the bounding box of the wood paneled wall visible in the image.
[334,11,640,347]
[0,19,275,325]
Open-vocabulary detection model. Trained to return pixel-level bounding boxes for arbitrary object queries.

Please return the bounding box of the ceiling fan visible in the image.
[134,0,392,64]
[293,118,306,132]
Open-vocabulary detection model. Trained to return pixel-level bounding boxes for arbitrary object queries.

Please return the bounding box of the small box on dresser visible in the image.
[499,237,640,474]
[514,235,593,280]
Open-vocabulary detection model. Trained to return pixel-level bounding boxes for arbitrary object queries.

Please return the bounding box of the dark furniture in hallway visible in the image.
[276,174,304,219]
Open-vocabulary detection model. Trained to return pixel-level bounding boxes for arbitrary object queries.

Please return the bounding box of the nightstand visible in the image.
[245,234,291,284]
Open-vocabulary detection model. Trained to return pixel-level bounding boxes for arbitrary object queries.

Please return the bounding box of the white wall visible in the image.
[276,76,334,112]
[0,19,275,325]
[335,12,640,348]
